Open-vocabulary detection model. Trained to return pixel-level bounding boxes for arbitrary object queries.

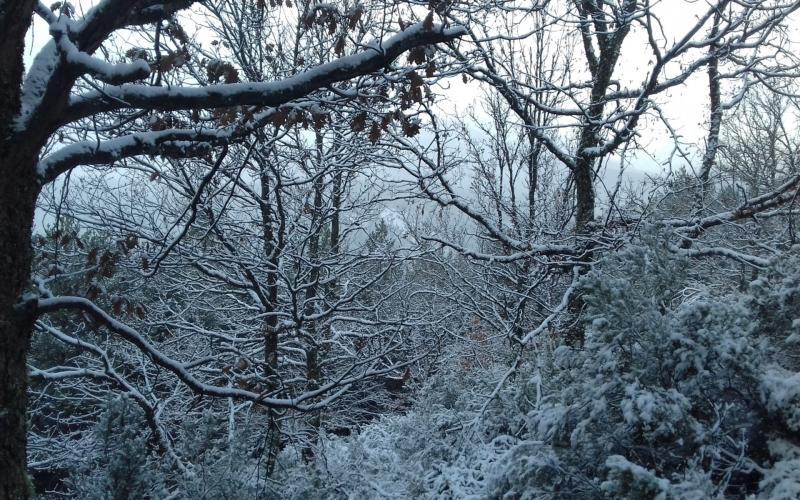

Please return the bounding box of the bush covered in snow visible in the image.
[277,237,800,499]
[39,238,800,499]
[505,239,771,497]
[66,396,166,499]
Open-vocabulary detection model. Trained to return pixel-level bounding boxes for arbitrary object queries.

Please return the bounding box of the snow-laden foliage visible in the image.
[274,237,800,499]
[61,397,274,499]
[495,239,800,499]
[518,239,769,497]
[264,339,527,499]
[66,396,165,499]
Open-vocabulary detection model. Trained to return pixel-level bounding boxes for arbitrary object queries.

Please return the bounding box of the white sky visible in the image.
[24,1,797,181]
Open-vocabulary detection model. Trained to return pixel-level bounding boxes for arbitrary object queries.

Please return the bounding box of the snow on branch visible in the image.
[668,244,772,268]
[421,235,579,262]
[76,0,196,41]
[31,320,189,474]
[662,174,800,235]
[520,268,580,344]
[37,128,218,183]
[33,2,57,24]
[36,103,292,182]
[34,295,424,412]
[53,25,151,85]
[63,22,466,121]
[16,8,152,130]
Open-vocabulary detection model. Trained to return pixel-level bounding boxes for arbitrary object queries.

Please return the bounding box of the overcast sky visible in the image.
[24,1,794,183]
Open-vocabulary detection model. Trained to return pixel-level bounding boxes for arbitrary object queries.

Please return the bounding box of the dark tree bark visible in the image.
[573,0,636,233]
[0,2,40,496]
[258,152,284,476]
[301,131,326,460]
[0,160,39,500]
[700,11,723,192]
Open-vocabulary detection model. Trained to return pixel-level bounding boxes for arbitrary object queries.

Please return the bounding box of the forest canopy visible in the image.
[1,0,800,498]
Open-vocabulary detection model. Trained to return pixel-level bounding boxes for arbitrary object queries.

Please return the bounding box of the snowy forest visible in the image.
[3,0,800,498]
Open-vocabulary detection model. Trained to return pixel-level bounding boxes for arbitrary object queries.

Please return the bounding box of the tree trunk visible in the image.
[302,131,326,460]
[573,71,616,234]
[1,2,41,497]
[699,12,722,197]
[0,137,40,500]
[0,160,38,499]
[258,159,282,476]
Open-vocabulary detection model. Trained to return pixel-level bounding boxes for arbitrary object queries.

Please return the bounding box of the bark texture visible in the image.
[0,2,40,497]
[259,160,283,476]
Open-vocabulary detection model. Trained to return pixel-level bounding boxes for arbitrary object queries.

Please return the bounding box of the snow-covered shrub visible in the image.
[487,441,565,499]
[270,237,800,499]
[487,236,800,498]
[749,246,800,368]
[757,438,800,500]
[67,395,165,500]
[175,411,264,499]
[601,455,672,499]
[275,352,534,499]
